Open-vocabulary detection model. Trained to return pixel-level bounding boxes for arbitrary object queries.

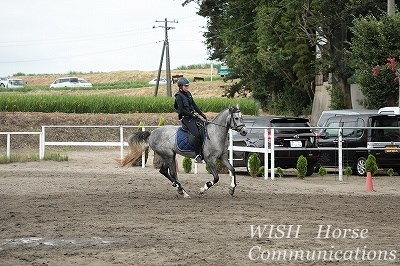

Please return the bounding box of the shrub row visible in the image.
[0,94,259,115]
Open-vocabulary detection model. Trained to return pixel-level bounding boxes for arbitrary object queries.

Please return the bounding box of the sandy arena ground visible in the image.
[1,150,400,265]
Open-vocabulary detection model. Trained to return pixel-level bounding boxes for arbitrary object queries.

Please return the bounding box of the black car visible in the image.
[368,114,400,174]
[318,114,370,175]
[232,116,319,176]
[318,114,400,175]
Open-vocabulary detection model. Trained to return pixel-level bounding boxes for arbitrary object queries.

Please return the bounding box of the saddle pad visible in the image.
[176,128,194,152]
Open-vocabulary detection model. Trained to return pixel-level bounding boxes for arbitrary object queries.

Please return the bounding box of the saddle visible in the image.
[176,120,207,152]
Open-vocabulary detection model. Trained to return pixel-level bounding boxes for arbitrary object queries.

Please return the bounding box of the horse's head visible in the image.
[228,105,248,136]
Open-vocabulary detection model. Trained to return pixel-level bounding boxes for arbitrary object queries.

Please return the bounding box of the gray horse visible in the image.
[120,105,248,198]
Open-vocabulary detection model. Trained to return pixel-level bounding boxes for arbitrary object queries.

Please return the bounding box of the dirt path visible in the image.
[1,150,400,265]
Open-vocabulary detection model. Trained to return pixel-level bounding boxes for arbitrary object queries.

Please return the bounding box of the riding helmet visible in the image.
[177,77,190,87]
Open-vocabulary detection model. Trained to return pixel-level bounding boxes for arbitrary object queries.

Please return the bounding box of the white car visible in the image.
[148,77,168,85]
[50,77,92,88]
[0,78,25,89]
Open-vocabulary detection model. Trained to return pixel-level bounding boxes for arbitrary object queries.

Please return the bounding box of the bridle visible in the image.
[206,107,245,132]
[228,107,245,132]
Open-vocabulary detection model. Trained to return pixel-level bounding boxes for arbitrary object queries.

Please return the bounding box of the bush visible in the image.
[387,168,394,177]
[248,153,261,178]
[318,167,327,176]
[182,157,192,173]
[205,159,229,174]
[258,166,265,177]
[344,166,353,177]
[276,167,283,178]
[365,154,378,175]
[158,116,165,126]
[296,155,307,179]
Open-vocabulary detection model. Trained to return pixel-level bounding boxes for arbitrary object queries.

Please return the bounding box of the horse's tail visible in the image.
[118,131,151,167]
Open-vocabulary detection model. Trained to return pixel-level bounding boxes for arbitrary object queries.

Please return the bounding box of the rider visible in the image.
[174,77,207,163]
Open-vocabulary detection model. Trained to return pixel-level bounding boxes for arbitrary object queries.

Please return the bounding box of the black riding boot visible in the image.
[193,139,203,163]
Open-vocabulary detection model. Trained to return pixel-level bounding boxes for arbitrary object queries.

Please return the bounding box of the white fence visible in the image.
[1,125,398,181]
[0,132,43,159]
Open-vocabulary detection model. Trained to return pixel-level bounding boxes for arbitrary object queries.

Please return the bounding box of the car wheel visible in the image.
[354,157,366,176]
[313,162,321,173]
[306,165,315,176]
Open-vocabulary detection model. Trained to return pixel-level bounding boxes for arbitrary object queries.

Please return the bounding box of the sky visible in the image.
[0,0,209,76]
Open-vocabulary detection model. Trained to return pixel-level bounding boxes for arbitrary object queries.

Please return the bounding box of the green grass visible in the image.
[43,152,69,161]
[175,63,216,70]
[0,94,259,115]
[0,154,39,163]
[0,152,68,164]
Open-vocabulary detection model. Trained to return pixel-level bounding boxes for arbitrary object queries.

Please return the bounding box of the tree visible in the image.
[183,0,389,112]
[254,0,315,115]
[193,0,315,114]
[348,13,400,108]
[298,0,387,108]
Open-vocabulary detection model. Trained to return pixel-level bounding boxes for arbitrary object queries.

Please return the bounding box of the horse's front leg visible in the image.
[219,156,237,196]
[200,160,219,194]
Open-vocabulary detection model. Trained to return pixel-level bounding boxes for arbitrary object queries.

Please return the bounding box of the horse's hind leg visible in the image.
[168,157,191,199]
[159,159,190,199]
[159,163,175,183]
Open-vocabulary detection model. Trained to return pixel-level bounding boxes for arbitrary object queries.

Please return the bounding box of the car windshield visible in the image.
[270,121,312,134]
[371,116,400,141]
[247,119,266,134]
[10,80,23,85]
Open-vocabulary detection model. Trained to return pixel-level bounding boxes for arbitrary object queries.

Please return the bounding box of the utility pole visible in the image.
[153,18,178,97]
[388,0,395,16]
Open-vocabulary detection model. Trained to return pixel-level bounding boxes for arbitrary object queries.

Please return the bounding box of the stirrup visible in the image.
[194,154,203,164]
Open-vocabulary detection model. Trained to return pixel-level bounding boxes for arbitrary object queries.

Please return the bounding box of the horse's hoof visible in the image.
[177,187,184,195]
[199,187,206,194]
[184,194,191,199]
[229,187,235,196]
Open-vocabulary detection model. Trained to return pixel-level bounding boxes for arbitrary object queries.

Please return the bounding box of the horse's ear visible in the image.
[229,105,239,113]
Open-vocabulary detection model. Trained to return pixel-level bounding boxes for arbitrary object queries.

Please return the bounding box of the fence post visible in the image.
[270,128,275,180]
[6,133,11,159]
[141,126,145,168]
[40,126,45,159]
[120,126,124,159]
[264,129,269,179]
[338,127,343,181]
[39,132,43,160]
